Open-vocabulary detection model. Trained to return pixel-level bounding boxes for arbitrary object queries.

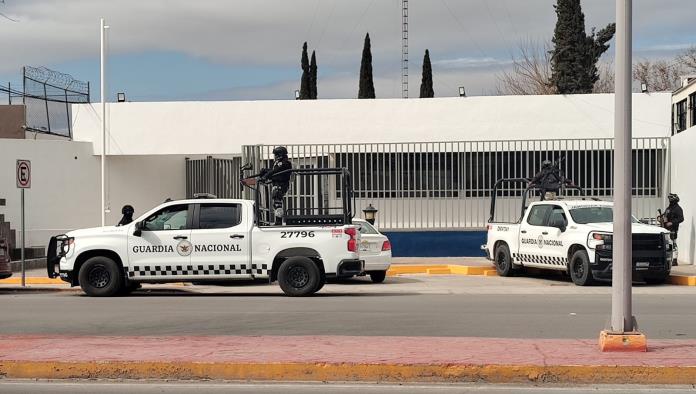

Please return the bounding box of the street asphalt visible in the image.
[2,274,696,339]
[0,381,695,394]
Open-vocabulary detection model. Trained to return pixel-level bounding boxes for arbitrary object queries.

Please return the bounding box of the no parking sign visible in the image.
[16,160,31,189]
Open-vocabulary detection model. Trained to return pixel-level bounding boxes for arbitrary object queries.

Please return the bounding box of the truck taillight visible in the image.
[382,240,392,251]
[345,227,358,252]
[486,224,492,231]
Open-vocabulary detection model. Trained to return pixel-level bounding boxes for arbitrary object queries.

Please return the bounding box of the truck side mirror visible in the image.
[133,221,143,237]
[549,216,567,232]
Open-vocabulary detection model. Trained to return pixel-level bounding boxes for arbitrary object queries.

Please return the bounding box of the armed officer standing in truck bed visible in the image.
[260,146,293,223]
[529,160,567,201]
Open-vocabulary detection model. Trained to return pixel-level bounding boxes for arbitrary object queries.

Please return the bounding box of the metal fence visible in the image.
[185,156,242,199]
[240,138,670,231]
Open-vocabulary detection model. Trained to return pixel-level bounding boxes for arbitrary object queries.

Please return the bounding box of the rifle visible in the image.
[657,209,665,228]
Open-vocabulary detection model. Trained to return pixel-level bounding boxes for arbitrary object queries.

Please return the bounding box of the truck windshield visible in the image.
[569,207,613,224]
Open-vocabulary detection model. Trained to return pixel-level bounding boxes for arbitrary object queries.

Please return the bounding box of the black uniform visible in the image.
[663,195,684,240]
[260,147,292,223]
[117,205,134,226]
[529,161,564,200]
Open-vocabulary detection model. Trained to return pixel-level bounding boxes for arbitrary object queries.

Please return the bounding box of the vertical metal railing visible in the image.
[185,156,242,199]
[236,138,669,230]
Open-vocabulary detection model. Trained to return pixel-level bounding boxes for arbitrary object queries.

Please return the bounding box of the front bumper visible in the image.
[336,259,365,278]
[46,235,72,283]
[592,248,672,281]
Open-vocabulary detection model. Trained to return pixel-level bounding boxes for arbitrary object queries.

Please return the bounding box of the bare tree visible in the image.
[632,59,683,92]
[496,39,556,95]
[677,46,696,73]
[593,60,614,93]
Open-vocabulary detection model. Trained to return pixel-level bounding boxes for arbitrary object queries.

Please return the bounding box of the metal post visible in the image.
[100,17,107,227]
[20,189,25,287]
[611,0,633,333]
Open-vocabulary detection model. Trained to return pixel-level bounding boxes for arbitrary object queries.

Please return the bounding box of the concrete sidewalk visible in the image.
[2,335,696,384]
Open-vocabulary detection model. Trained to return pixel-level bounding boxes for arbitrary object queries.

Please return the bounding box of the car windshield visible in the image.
[569,207,612,224]
[570,206,639,224]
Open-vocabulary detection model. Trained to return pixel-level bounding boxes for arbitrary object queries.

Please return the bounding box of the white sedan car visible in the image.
[354,218,392,283]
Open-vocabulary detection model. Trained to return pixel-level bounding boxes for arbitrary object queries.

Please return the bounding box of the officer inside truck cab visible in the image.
[259,146,293,222]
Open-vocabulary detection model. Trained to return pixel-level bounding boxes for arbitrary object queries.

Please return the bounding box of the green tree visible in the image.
[309,50,318,99]
[358,33,376,99]
[299,42,311,99]
[419,49,434,98]
[550,0,615,94]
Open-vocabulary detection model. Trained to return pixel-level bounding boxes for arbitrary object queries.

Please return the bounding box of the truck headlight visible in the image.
[60,238,74,255]
[588,232,612,251]
[664,233,672,250]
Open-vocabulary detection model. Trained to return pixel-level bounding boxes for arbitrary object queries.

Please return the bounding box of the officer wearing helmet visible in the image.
[117,205,135,226]
[661,193,684,241]
[259,146,293,223]
[529,160,564,201]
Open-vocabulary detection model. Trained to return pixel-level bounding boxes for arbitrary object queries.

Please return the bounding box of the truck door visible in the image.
[127,203,192,279]
[517,204,553,267]
[188,203,252,278]
[543,205,572,267]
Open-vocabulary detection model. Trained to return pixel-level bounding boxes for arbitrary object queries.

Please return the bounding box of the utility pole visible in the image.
[601,0,646,352]
[401,0,408,99]
[100,18,108,227]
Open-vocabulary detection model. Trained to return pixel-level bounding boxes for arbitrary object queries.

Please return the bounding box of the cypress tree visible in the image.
[419,49,434,98]
[358,33,376,99]
[309,50,318,99]
[299,42,311,99]
[550,0,615,94]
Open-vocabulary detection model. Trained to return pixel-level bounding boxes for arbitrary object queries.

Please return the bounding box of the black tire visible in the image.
[78,256,123,297]
[369,270,387,283]
[277,257,321,297]
[494,244,515,277]
[314,274,326,293]
[569,249,595,286]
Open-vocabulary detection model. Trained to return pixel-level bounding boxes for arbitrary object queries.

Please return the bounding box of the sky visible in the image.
[0,0,693,102]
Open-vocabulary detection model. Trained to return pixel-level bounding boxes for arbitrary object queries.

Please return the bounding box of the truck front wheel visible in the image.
[569,249,595,286]
[494,244,515,277]
[278,257,321,297]
[78,256,124,297]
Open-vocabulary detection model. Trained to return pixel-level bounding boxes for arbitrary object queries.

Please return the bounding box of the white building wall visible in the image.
[0,139,100,248]
[670,127,696,265]
[72,93,672,156]
[0,139,191,248]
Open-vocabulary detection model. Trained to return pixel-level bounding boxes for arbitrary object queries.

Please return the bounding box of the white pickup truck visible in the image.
[483,199,674,286]
[47,197,363,296]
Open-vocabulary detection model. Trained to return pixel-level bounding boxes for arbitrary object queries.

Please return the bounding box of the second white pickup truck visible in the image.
[483,199,674,285]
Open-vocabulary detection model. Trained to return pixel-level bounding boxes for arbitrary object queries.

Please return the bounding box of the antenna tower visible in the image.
[401,0,408,98]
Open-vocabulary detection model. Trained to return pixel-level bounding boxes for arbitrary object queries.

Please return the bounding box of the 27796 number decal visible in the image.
[280,231,315,238]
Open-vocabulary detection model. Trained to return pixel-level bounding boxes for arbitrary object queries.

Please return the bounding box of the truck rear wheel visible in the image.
[494,244,515,277]
[569,249,595,286]
[278,257,321,297]
[78,256,123,297]
[369,270,387,283]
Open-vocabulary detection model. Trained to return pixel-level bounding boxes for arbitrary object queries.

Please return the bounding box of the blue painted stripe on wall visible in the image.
[382,231,487,257]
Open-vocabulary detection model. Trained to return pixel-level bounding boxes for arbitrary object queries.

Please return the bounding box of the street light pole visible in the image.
[100,17,107,227]
[612,0,633,333]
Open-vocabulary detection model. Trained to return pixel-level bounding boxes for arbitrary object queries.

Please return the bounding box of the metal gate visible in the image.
[185,156,242,198]
[242,138,671,231]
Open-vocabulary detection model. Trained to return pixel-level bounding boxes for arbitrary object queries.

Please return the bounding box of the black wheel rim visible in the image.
[496,252,508,272]
[87,264,111,288]
[287,265,309,289]
[572,258,585,279]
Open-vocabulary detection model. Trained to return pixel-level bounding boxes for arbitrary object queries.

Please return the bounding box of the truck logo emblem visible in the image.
[537,235,544,249]
[177,240,193,256]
